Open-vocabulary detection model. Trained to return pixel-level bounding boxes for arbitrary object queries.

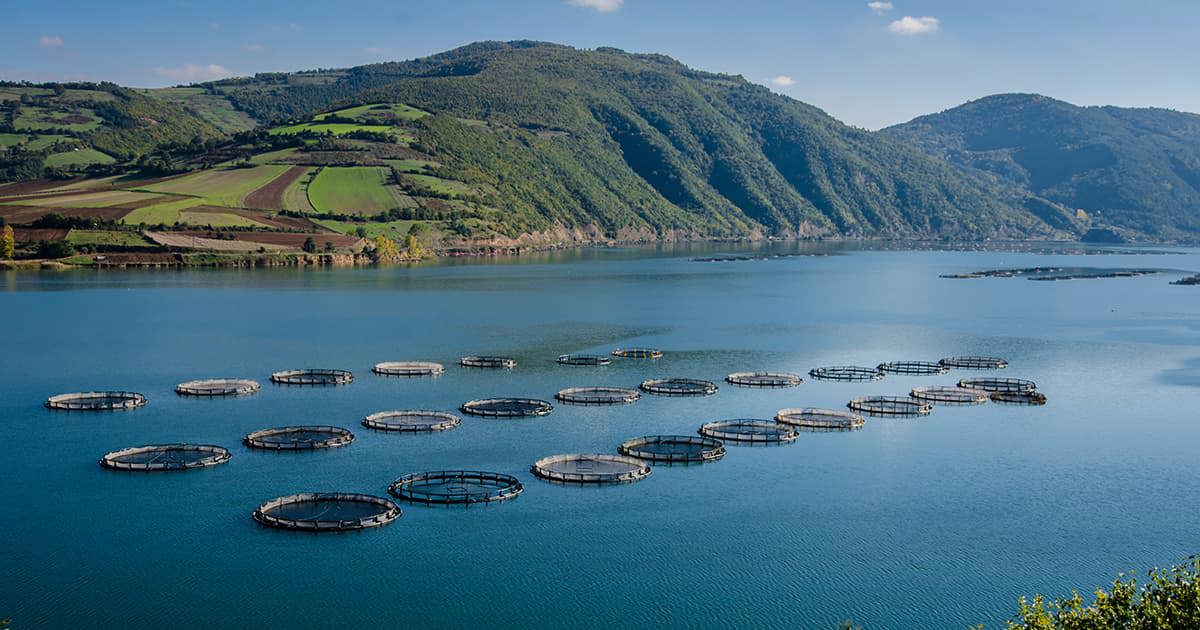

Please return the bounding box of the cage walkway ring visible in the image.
[557,354,612,366]
[958,377,1037,393]
[876,361,949,376]
[639,378,718,396]
[699,419,799,443]
[555,386,640,405]
[774,407,864,431]
[618,435,726,463]
[270,369,353,385]
[531,454,651,484]
[725,372,803,388]
[46,391,147,411]
[175,379,260,397]
[244,425,355,450]
[99,444,231,471]
[939,356,1009,370]
[611,348,663,359]
[460,398,554,417]
[372,361,444,376]
[848,396,932,417]
[809,366,885,382]
[388,470,523,504]
[362,410,461,432]
[910,385,990,405]
[990,391,1048,405]
[252,492,401,531]
[459,356,516,369]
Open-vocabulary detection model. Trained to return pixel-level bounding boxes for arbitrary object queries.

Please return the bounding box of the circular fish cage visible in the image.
[460,398,554,418]
[611,348,663,359]
[556,354,612,366]
[555,386,640,406]
[990,391,1048,405]
[876,361,949,376]
[808,366,885,382]
[639,378,718,397]
[848,396,933,417]
[699,419,800,444]
[243,425,355,450]
[958,377,1037,393]
[175,378,260,397]
[46,391,147,411]
[100,444,231,471]
[910,385,990,405]
[774,407,864,431]
[388,470,523,505]
[531,454,651,484]
[939,356,1009,370]
[372,361,444,377]
[459,355,517,369]
[362,410,461,432]
[618,435,726,463]
[270,369,353,386]
[253,492,401,532]
[725,371,803,388]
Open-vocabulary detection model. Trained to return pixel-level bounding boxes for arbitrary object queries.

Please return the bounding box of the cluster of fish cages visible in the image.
[877,361,948,376]
[362,410,461,432]
[556,354,611,366]
[611,348,663,359]
[175,378,260,397]
[243,426,355,450]
[639,378,718,396]
[46,391,147,411]
[848,396,933,417]
[252,492,402,531]
[554,386,640,405]
[774,407,864,431]
[618,435,726,463]
[725,371,803,388]
[909,385,990,405]
[459,355,517,369]
[372,361,445,376]
[388,470,524,505]
[531,454,652,484]
[460,398,554,417]
[99,444,231,471]
[699,419,800,444]
[270,369,354,386]
[809,366,885,382]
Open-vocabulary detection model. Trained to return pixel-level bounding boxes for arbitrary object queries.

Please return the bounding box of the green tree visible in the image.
[354,226,368,238]
[301,236,317,253]
[372,235,400,263]
[1,224,13,260]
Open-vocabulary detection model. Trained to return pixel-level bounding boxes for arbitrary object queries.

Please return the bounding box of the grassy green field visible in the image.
[316,103,428,122]
[269,122,394,136]
[137,165,290,206]
[403,173,473,197]
[385,159,438,173]
[178,210,268,227]
[44,148,116,168]
[314,218,436,239]
[147,87,258,134]
[13,105,102,132]
[282,168,317,212]
[248,147,301,164]
[3,189,154,208]
[307,166,400,214]
[121,197,204,224]
[65,229,156,248]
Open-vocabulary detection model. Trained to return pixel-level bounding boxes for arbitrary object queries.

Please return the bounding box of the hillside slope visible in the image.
[884,94,1200,240]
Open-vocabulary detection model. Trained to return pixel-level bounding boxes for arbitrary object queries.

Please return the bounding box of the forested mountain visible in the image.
[884,94,1200,240]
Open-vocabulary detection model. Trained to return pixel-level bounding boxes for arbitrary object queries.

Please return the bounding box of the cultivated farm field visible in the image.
[307,166,401,214]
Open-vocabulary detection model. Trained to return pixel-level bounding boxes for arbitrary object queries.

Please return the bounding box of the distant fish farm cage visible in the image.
[639,378,718,396]
[531,453,651,484]
[774,407,864,431]
[175,378,260,397]
[362,410,460,432]
[460,398,554,417]
[388,470,523,505]
[725,371,803,388]
[46,391,147,411]
[809,366,884,382]
[910,385,990,405]
[848,396,933,417]
[555,386,640,405]
[611,348,663,359]
[252,492,401,532]
[958,377,1037,393]
[99,444,231,472]
[372,361,444,377]
[556,354,612,366]
[243,425,355,450]
[939,356,1008,370]
[699,419,799,444]
[459,355,517,369]
[990,391,1048,405]
[877,361,949,376]
[270,368,353,385]
[618,435,726,463]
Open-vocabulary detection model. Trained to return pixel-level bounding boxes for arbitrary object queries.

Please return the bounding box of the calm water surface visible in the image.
[3,243,1200,628]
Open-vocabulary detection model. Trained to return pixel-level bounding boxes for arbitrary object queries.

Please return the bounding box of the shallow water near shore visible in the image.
[3,242,1200,628]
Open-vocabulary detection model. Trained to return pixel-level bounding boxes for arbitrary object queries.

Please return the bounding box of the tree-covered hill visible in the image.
[883,93,1200,241]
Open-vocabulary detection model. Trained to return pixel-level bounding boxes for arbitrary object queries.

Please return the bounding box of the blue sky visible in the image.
[3,0,1198,129]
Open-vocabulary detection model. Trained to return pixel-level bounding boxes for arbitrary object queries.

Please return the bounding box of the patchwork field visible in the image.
[147,87,258,134]
[121,197,204,225]
[243,165,310,210]
[307,166,401,215]
[13,105,102,132]
[2,189,158,208]
[136,165,290,206]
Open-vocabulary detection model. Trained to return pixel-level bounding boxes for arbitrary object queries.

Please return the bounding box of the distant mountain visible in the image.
[883,93,1200,241]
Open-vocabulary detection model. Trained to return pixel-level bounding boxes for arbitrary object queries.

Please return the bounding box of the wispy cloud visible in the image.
[242,43,266,53]
[567,0,623,12]
[38,35,63,48]
[769,75,795,87]
[888,16,940,35]
[867,1,893,14]
[364,47,392,56]
[153,63,235,82]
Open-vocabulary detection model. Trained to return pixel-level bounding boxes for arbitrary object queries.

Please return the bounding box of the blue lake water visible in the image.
[3,243,1200,628]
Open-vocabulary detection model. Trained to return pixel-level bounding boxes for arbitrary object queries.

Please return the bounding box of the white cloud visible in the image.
[242,43,266,53]
[153,63,235,82]
[867,1,893,14]
[769,75,795,87]
[364,47,392,56]
[888,16,940,35]
[567,0,623,12]
[38,35,63,48]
